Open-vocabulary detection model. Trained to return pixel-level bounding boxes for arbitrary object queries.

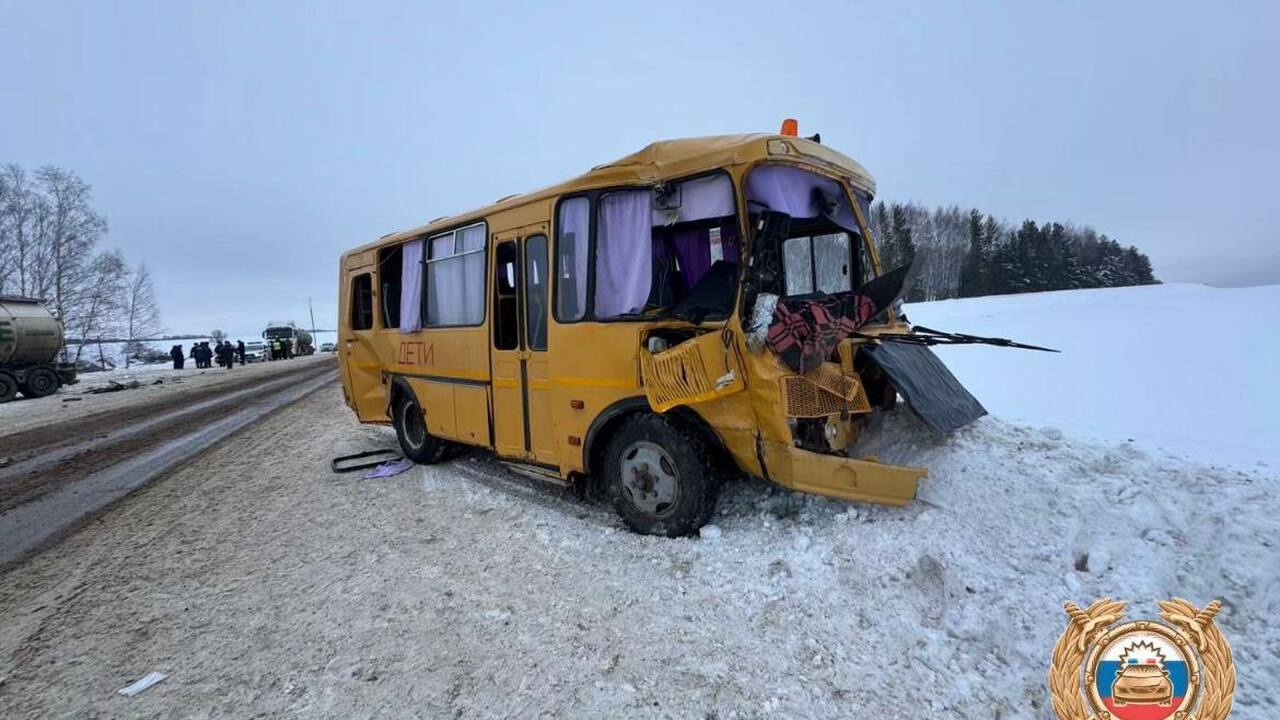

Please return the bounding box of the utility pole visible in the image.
[308,297,317,347]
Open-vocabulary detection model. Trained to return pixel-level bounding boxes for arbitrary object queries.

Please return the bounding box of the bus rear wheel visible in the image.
[393,391,448,464]
[604,414,720,537]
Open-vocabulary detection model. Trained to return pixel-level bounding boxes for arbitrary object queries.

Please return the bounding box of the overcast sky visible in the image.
[3,1,1276,337]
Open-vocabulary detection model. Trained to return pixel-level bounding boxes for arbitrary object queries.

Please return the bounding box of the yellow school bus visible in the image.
[339,130,969,536]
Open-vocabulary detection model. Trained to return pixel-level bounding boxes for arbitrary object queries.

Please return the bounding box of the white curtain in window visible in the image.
[595,190,652,317]
[426,224,486,326]
[456,224,486,324]
[427,233,457,326]
[652,174,735,225]
[399,239,424,332]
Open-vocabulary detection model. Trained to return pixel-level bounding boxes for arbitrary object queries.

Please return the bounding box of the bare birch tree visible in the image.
[34,166,108,326]
[64,250,128,362]
[0,164,41,296]
[122,263,162,367]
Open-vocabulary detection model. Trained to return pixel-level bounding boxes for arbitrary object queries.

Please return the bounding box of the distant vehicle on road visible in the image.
[263,322,314,358]
[320,342,336,353]
[243,341,267,362]
[0,295,78,402]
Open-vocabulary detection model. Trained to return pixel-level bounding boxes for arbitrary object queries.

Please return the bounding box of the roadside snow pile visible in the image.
[426,403,1277,718]
[904,283,1280,470]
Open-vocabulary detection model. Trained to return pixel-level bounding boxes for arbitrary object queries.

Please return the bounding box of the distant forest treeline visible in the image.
[868,202,1159,302]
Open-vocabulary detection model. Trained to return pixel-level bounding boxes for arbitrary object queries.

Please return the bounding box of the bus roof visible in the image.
[347,133,876,256]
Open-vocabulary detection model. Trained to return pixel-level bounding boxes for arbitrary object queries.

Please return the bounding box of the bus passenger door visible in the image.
[490,236,527,458]
[343,266,388,421]
[522,234,557,464]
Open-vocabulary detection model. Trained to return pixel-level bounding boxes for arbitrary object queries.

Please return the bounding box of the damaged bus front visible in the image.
[639,147,990,508]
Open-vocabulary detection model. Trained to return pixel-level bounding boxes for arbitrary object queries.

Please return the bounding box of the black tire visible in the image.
[603,414,721,537]
[0,372,17,403]
[20,367,59,399]
[392,390,448,465]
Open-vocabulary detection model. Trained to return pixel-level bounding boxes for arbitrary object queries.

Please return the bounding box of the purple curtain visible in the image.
[595,190,652,317]
[746,165,859,232]
[399,238,423,332]
[661,223,740,292]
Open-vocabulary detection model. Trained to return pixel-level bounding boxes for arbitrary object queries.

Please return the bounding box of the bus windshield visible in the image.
[745,164,872,300]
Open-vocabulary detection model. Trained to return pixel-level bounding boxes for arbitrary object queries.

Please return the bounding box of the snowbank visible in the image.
[905,283,1280,471]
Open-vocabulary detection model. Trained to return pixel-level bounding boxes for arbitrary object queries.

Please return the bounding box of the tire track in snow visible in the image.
[0,367,337,566]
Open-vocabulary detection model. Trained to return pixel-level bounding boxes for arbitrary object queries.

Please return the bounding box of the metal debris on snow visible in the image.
[117,671,167,697]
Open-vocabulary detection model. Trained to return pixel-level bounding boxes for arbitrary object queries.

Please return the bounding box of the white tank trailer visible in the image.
[262,322,315,357]
[0,295,78,402]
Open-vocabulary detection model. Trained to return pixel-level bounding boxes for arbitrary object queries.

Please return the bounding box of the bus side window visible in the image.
[426,223,487,327]
[378,244,402,329]
[556,197,589,321]
[525,235,548,351]
[350,273,374,330]
[493,242,520,350]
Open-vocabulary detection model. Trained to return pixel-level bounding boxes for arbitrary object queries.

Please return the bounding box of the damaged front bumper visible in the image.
[760,439,926,506]
[753,337,985,506]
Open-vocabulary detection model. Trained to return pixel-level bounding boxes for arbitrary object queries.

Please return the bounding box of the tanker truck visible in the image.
[0,295,78,402]
[263,322,314,358]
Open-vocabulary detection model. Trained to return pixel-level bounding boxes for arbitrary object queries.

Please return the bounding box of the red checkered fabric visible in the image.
[765,293,877,373]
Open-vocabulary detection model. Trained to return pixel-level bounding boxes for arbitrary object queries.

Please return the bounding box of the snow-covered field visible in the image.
[905,283,1280,471]
[0,284,1275,718]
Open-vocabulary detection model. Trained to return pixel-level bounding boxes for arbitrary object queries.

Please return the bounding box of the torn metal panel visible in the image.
[861,342,987,433]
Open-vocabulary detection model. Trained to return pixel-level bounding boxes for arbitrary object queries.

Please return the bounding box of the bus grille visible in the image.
[781,363,872,418]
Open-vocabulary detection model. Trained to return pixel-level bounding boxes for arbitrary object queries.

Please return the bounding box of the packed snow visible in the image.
[0,284,1275,718]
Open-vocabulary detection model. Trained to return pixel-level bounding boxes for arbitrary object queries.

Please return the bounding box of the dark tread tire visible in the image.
[0,372,17,403]
[20,367,59,399]
[603,413,721,537]
[393,391,449,465]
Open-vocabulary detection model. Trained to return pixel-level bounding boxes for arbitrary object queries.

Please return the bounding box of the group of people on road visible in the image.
[169,340,246,371]
[215,340,245,369]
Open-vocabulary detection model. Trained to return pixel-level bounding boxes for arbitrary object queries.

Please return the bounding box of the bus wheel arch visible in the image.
[389,376,448,465]
[597,411,724,536]
[585,399,734,478]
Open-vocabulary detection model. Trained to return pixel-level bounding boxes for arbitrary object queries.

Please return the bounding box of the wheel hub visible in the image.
[620,441,680,516]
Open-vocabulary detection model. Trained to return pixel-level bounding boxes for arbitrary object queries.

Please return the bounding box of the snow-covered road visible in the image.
[0,380,1274,718]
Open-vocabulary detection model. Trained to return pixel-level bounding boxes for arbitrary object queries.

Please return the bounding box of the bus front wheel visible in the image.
[393,392,448,465]
[603,414,721,537]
